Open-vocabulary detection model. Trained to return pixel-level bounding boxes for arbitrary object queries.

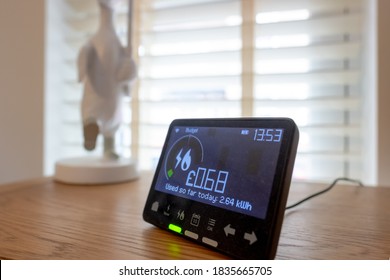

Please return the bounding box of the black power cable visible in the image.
[285,177,364,210]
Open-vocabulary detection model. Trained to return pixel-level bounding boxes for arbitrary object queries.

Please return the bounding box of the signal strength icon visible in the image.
[175,128,180,133]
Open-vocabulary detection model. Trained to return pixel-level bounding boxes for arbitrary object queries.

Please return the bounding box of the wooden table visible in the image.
[0,172,389,260]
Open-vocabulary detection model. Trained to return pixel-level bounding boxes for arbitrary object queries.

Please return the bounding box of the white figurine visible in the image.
[77,0,136,159]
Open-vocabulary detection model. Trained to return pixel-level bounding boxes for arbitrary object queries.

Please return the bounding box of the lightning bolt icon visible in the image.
[175,148,183,169]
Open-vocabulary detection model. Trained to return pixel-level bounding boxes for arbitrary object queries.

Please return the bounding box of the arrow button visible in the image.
[224,224,236,237]
[244,231,257,245]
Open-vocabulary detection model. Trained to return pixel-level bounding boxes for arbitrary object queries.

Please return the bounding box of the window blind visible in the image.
[137,0,243,169]
[46,0,365,182]
[252,0,363,180]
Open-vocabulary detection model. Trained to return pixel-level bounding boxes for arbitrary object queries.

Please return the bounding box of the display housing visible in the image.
[143,118,299,259]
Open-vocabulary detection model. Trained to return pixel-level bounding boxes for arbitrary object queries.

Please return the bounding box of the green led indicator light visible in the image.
[167,169,174,178]
[168,224,182,234]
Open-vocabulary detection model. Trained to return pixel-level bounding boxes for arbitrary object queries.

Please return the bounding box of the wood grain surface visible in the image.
[0,172,389,259]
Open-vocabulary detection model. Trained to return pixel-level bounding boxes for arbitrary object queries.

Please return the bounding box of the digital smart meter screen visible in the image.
[153,126,284,220]
[144,118,299,259]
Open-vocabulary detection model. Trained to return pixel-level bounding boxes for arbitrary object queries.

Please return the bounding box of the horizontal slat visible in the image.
[255,41,360,60]
[140,62,240,79]
[254,109,360,127]
[296,151,361,162]
[142,0,240,28]
[255,12,361,37]
[254,0,363,13]
[140,50,240,66]
[145,39,240,56]
[255,70,359,85]
[150,0,231,10]
[141,25,240,46]
[139,99,241,108]
[140,75,240,91]
[299,125,360,136]
[142,27,241,54]
[139,70,360,85]
[139,101,241,123]
[255,97,360,111]
[297,134,359,152]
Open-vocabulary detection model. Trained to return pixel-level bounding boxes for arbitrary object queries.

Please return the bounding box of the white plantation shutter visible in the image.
[45,0,366,182]
[137,0,243,168]
[252,0,364,180]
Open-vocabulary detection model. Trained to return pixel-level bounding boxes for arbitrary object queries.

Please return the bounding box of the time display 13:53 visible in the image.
[253,128,283,143]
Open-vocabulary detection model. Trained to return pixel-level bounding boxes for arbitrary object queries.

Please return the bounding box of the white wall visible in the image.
[0,1,45,184]
[376,0,390,185]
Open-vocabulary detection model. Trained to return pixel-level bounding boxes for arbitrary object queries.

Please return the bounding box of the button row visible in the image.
[152,200,258,246]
